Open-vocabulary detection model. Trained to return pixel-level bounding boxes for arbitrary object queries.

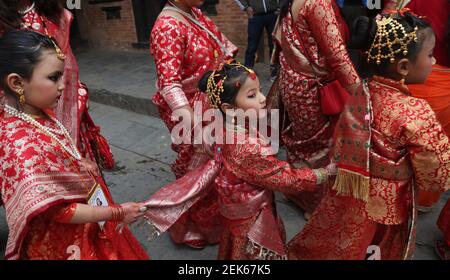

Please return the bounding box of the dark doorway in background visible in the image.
[132,0,165,48]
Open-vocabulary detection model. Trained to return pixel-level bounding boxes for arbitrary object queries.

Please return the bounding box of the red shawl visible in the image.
[0,114,91,259]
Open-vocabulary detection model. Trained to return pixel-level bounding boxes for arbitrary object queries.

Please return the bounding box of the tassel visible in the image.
[83,111,115,170]
[332,169,370,201]
[94,132,115,170]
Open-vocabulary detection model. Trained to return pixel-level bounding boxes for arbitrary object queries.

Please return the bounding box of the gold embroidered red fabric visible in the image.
[274,0,360,213]
[288,77,450,259]
[0,115,149,260]
[217,132,317,259]
[150,8,237,245]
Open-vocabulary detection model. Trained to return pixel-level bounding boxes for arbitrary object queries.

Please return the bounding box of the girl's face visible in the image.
[405,30,436,84]
[233,75,267,119]
[22,49,65,110]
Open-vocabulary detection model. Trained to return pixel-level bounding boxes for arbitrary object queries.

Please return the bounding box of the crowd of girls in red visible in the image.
[1,0,449,260]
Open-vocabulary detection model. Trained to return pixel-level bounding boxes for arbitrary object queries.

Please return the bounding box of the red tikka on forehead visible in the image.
[233,70,255,88]
[248,70,257,80]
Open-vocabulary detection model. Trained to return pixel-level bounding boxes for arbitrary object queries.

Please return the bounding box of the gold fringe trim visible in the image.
[246,240,287,260]
[332,169,370,202]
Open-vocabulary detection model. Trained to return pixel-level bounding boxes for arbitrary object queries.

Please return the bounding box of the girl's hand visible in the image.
[246,7,254,18]
[119,202,147,225]
[313,163,337,185]
[325,162,337,176]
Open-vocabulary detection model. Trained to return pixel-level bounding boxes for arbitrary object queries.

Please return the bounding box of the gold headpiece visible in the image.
[367,15,418,65]
[207,70,227,109]
[206,61,256,109]
[35,15,66,61]
[50,38,66,61]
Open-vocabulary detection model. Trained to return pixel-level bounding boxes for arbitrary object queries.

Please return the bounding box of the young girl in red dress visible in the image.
[288,10,450,260]
[143,62,335,259]
[0,30,148,260]
[150,0,237,249]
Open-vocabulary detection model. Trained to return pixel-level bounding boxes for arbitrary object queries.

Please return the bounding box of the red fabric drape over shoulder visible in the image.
[0,114,148,260]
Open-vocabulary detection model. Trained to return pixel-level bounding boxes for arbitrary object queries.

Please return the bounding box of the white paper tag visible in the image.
[87,184,109,229]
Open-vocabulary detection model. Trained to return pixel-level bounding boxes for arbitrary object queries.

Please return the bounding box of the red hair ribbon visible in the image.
[384,8,423,18]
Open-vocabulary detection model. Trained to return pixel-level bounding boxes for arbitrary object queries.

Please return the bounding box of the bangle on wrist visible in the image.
[111,205,124,222]
[313,168,328,185]
[111,206,117,221]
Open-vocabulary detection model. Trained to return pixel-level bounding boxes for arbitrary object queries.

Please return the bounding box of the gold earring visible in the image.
[17,88,25,106]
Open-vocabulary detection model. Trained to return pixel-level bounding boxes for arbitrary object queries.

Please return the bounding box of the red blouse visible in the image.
[150,8,237,110]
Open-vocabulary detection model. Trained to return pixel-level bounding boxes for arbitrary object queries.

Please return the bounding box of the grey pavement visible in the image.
[1,101,448,259]
[75,49,272,117]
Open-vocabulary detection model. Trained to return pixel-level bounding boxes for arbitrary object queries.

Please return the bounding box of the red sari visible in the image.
[0,111,148,260]
[217,128,318,260]
[150,7,237,246]
[288,77,450,259]
[21,6,115,170]
[273,0,360,213]
[143,127,319,260]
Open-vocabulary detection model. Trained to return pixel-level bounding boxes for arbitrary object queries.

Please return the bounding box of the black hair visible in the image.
[0,30,57,97]
[279,0,293,20]
[161,0,169,8]
[0,0,63,31]
[0,0,22,30]
[159,0,169,14]
[350,12,432,77]
[198,61,253,113]
[35,0,64,24]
